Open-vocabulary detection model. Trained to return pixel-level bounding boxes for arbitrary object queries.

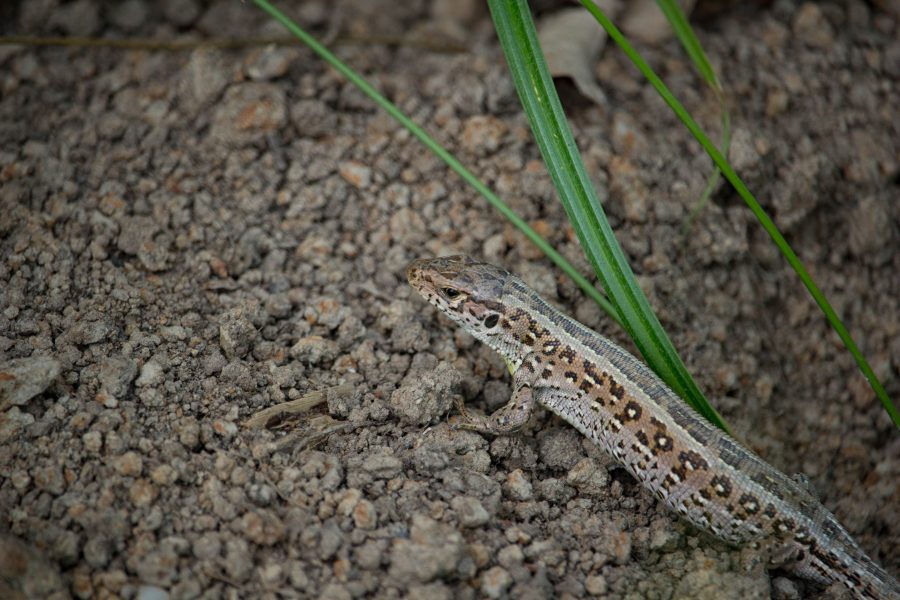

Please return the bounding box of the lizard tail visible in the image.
[794,544,900,600]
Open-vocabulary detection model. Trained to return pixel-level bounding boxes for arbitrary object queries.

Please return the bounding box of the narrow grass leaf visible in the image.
[488,0,730,432]
[655,0,732,237]
[657,0,718,88]
[581,0,898,426]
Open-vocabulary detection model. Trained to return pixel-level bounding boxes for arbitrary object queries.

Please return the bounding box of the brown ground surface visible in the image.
[1,1,898,599]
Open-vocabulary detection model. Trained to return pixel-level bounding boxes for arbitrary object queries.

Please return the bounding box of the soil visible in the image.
[1,1,898,599]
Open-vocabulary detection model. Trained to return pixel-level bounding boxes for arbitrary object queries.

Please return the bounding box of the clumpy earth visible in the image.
[1,0,898,598]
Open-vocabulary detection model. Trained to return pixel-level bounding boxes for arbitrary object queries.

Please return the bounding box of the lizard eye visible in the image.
[442,288,461,299]
[483,314,499,328]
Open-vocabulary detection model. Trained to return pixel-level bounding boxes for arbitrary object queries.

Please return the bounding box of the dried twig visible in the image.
[243,383,352,429]
[0,35,466,53]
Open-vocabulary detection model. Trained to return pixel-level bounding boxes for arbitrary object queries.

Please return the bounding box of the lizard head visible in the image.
[406,255,510,338]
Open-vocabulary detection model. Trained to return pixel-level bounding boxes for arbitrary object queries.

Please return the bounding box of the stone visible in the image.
[0,356,60,408]
[389,362,460,425]
[338,161,372,189]
[388,515,465,583]
[481,566,512,598]
[793,3,834,49]
[135,360,164,388]
[504,469,533,501]
[450,495,490,528]
[114,451,144,477]
[210,83,287,147]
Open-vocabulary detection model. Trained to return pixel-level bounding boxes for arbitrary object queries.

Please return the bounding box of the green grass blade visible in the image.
[655,0,732,237]
[680,103,730,239]
[657,0,719,89]
[582,0,898,427]
[248,0,621,323]
[488,0,730,432]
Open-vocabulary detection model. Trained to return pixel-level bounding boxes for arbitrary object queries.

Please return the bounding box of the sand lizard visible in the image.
[407,255,899,599]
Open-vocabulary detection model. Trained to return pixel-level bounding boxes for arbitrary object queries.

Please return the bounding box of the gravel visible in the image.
[1,1,897,598]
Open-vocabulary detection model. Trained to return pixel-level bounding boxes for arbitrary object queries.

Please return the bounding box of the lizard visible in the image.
[406,254,899,600]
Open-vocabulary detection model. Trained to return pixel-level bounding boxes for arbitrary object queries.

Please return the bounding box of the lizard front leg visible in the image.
[452,354,538,435]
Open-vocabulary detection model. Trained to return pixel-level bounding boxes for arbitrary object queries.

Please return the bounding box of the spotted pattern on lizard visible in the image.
[407,255,899,600]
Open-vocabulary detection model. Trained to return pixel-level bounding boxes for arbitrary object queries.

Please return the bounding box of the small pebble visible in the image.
[338,161,372,189]
[352,499,377,530]
[114,451,144,477]
[0,356,60,407]
[451,495,490,528]
[137,586,170,600]
[480,566,512,599]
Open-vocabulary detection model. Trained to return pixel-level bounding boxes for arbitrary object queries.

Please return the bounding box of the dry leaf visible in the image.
[538,2,622,108]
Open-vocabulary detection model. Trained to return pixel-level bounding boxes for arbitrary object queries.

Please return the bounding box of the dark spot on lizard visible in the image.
[820,517,844,540]
[739,493,760,514]
[635,430,649,447]
[582,359,602,383]
[710,474,733,498]
[771,517,798,540]
[678,450,710,472]
[508,308,527,322]
[526,317,545,337]
[662,473,678,489]
[558,346,576,364]
[653,432,673,454]
[541,338,560,355]
[621,401,642,421]
[609,378,626,400]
